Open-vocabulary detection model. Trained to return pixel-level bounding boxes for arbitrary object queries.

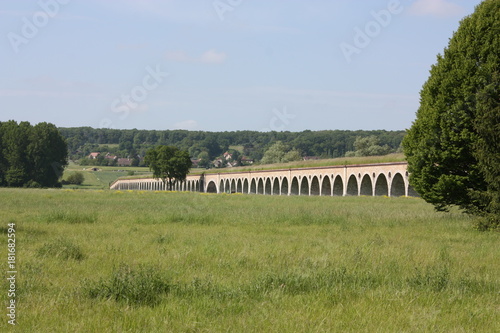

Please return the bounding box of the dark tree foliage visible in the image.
[144,146,192,190]
[470,72,500,230]
[0,121,68,188]
[59,127,406,163]
[403,0,499,229]
[28,122,69,187]
[1,121,32,186]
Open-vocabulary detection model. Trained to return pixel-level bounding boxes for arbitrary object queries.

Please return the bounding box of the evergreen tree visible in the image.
[403,0,499,229]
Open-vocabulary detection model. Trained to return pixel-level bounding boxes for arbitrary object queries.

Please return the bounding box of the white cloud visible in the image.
[174,120,199,130]
[409,0,466,18]
[200,49,227,64]
[165,49,227,64]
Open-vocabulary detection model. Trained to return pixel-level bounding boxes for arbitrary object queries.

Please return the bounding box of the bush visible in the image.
[24,180,42,188]
[37,238,85,261]
[40,211,97,224]
[83,264,171,307]
[473,215,500,232]
[66,172,85,185]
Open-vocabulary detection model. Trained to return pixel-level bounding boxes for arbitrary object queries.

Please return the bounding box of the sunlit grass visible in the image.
[0,188,498,332]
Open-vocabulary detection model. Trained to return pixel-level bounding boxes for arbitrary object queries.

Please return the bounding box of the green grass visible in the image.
[0,188,498,332]
[63,162,152,189]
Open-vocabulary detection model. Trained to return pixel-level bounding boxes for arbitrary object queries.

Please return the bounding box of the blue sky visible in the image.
[0,0,482,131]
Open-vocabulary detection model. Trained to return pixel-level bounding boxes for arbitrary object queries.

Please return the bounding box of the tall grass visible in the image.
[0,188,498,332]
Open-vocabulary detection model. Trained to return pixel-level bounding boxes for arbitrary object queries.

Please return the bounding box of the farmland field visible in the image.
[0,188,498,332]
[62,162,152,189]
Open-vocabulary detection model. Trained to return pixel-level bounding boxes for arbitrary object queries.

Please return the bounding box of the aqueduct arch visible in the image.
[207,181,217,193]
[310,176,320,196]
[375,174,388,196]
[360,174,373,196]
[300,177,309,196]
[321,176,331,196]
[333,175,343,196]
[390,173,406,197]
[291,177,299,195]
[346,175,358,196]
[110,162,416,199]
[281,178,289,195]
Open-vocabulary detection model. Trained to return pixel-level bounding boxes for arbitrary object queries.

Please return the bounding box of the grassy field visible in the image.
[62,162,152,189]
[1,188,498,332]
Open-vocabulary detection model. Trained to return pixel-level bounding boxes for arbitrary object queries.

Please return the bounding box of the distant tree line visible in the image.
[58,127,406,165]
[0,121,68,187]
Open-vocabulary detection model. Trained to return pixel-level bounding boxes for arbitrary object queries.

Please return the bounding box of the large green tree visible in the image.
[403,0,499,229]
[346,136,392,157]
[260,141,302,164]
[0,121,32,186]
[0,120,68,187]
[144,145,192,190]
[28,122,68,187]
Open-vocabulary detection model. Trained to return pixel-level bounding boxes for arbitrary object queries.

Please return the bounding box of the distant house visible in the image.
[117,158,132,166]
[241,157,254,164]
[191,159,200,167]
[303,156,320,161]
[88,152,100,159]
[105,153,117,160]
[223,152,233,160]
[213,159,223,168]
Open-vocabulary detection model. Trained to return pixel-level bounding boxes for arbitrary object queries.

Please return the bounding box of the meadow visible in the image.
[0,188,498,332]
[62,162,152,189]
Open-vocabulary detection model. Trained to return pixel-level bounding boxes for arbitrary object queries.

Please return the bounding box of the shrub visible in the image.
[40,211,97,224]
[37,238,85,261]
[66,172,85,185]
[24,180,42,188]
[83,264,171,307]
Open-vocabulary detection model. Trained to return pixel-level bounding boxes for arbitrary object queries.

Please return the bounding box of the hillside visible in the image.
[59,127,406,167]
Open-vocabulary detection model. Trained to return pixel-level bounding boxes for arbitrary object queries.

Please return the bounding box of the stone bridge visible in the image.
[110,162,418,197]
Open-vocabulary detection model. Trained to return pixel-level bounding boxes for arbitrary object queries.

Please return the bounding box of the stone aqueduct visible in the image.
[110,162,418,198]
